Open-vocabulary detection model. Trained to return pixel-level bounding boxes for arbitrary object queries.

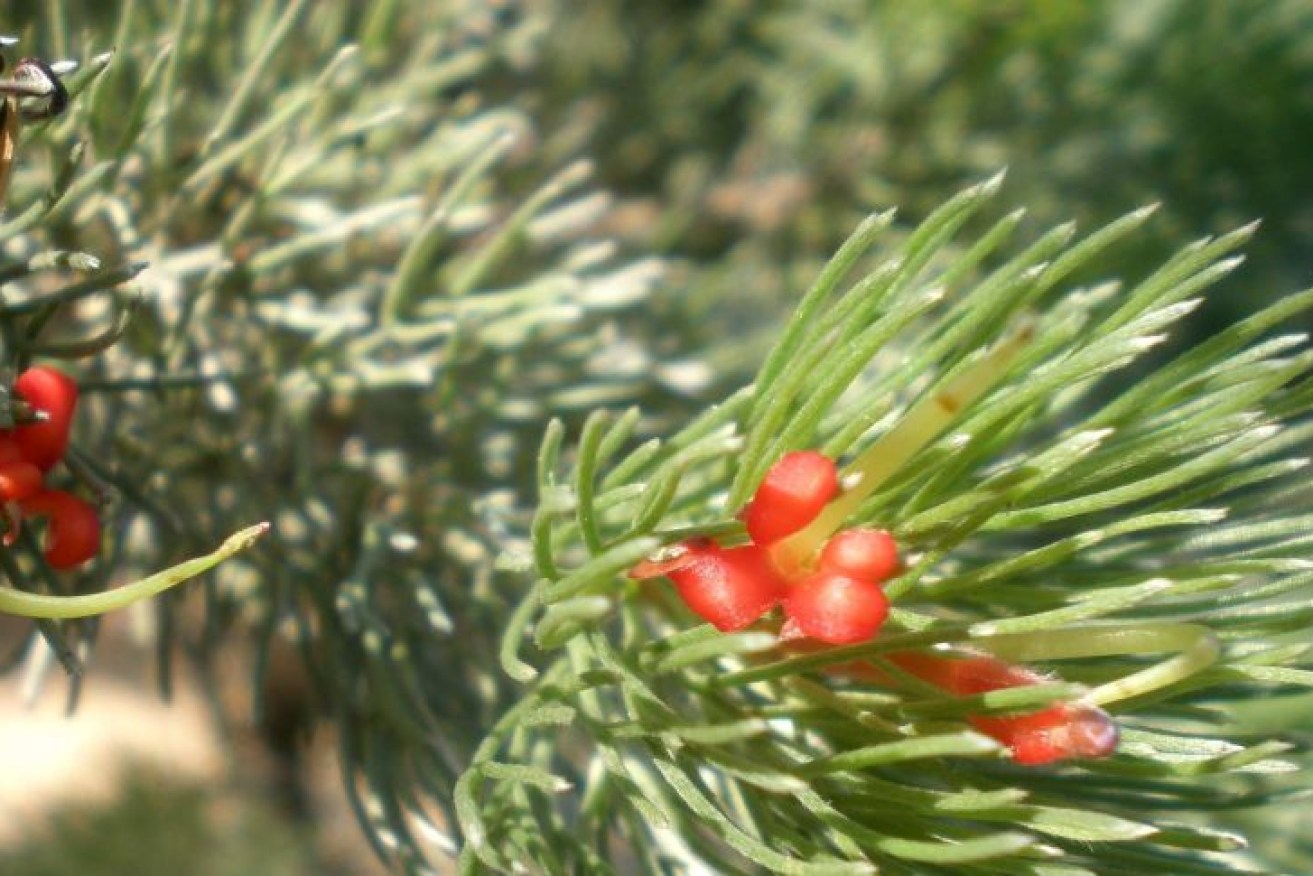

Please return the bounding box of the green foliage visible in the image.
[460,183,1313,874]
[3,2,1313,874]
[0,2,684,869]
[540,0,1313,345]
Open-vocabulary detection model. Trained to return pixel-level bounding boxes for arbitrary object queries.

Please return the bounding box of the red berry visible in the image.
[0,460,43,502]
[665,543,786,632]
[20,489,100,569]
[13,366,79,471]
[742,451,839,545]
[784,570,889,644]
[818,528,899,583]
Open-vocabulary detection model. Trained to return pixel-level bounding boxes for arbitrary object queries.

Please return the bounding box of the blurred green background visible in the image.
[529,0,1313,411]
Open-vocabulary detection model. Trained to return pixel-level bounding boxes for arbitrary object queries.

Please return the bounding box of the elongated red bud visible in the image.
[888,651,1119,764]
[20,489,100,569]
[784,570,889,644]
[665,543,786,632]
[743,451,839,545]
[973,703,1119,765]
[0,460,42,502]
[818,527,899,583]
[13,366,79,471]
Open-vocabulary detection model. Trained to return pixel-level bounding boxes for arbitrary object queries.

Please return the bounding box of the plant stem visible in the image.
[0,522,268,619]
[770,325,1033,574]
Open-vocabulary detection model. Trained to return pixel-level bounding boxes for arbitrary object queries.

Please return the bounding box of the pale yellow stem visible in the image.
[975,623,1220,707]
[770,326,1033,575]
[0,522,269,619]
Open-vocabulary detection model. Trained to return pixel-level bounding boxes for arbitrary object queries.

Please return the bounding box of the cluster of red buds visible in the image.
[632,446,1118,765]
[632,451,899,644]
[0,50,94,570]
[0,366,99,568]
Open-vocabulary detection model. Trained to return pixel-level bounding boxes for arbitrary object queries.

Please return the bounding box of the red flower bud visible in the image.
[20,489,100,569]
[818,527,899,583]
[971,703,1119,765]
[783,569,889,644]
[13,366,79,471]
[0,433,28,465]
[743,451,839,545]
[888,651,1118,764]
[0,435,45,544]
[893,650,1033,695]
[663,542,787,632]
[0,460,43,502]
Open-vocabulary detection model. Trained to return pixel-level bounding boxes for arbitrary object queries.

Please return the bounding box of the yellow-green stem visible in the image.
[0,522,268,619]
[770,326,1033,574]
[976,622,1220,707]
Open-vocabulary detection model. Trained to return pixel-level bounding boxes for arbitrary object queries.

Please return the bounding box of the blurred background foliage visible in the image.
[540,0,1313,363]
[1,0,1312,873]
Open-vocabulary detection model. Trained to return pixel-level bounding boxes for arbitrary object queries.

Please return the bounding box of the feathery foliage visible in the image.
[3,3,1313,875]
[458,177,1313,874]
[0,4,679,867]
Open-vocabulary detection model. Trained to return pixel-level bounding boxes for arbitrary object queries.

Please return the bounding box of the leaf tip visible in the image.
[981,167,1009,194]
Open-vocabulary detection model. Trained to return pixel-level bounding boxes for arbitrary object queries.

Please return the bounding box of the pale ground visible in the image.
[0,610,221,846]
[0,611,388,873]
[0,672,219,845]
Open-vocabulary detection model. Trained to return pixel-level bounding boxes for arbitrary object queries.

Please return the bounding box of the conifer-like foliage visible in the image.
[3,2,1313,875]
[0,2,672,864]
[459,179,1313,874]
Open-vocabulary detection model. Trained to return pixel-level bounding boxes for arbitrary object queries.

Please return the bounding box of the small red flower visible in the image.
[633,442,1118,765]
[782,570,889,645]
[635,449,899,643]
[741,450,838,545]
[13,365,79,471]
[888,651,1118,764]
[21,488,101,569]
